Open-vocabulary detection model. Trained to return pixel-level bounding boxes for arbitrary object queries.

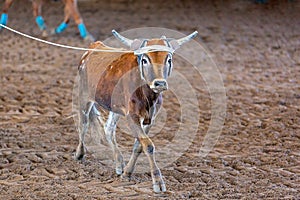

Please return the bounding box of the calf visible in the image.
[74,30,197,192]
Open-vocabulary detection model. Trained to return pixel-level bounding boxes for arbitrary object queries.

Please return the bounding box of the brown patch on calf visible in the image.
[139,138,154,153]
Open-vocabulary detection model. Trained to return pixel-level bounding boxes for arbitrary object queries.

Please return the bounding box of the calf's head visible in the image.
[112,30,198,93]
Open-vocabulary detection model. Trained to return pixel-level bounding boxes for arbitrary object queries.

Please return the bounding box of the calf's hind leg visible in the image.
[104,112,124,175]
[75,101,94,160]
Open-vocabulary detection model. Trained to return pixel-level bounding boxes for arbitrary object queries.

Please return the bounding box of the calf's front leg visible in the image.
[126,115,166,193]
[122,138,142,179]
[122,124,152,179]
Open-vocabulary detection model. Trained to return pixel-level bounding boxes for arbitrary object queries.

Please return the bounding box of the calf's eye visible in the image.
[142,58,148,65]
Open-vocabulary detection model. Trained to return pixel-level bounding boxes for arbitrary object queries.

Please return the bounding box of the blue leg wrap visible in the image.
[78,23,88,38]
[35,16,46,30]
[0,13,8,28]
[55,22,68,34]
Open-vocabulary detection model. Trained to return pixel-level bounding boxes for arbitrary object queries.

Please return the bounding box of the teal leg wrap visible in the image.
[35,16,46,30]
[78,23,88,38]
[55,22,68,34]
[0,13,8,29]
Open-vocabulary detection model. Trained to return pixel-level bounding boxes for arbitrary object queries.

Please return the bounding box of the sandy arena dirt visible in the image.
[0,0,299,199]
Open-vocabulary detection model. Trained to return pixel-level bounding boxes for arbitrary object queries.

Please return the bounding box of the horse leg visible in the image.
[65,0,94,41]
[0,0,14,29]
[32,0,47,32]
[53,0,70,34]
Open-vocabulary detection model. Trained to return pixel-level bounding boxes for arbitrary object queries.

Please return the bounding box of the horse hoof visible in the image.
[41,30,48,38]
[84,34,95,42]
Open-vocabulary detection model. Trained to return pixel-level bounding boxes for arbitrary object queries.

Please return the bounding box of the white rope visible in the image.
[134,45,175,55]
[0,24,132,53]
[0,24,176,54]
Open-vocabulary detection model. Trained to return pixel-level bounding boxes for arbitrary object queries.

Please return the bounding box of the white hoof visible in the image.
[116,167,123,175]
[153,182,166,193]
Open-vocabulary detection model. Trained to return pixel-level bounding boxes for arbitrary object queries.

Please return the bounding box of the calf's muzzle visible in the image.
[150,79,168,93]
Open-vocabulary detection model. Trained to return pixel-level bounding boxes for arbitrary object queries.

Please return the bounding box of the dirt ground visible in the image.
[0,0,299,199]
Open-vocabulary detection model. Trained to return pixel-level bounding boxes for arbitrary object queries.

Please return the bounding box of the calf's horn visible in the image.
[112,30,133,47]
[176,31,198,46]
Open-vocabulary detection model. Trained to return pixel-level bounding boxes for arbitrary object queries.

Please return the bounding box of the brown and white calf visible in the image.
[74,30,197,192]
[0,0,94,41]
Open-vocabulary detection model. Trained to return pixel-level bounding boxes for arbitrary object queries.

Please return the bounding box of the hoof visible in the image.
[74,144,86,161]
[153,181,166,193]
[49,28,57,36]
[116,163,124,175]
[41,30,48,38]
[74,152,85,161]
[116,167,123,175]
[83,34,95,42]
[115,161,125,175]
[121,172,131,181]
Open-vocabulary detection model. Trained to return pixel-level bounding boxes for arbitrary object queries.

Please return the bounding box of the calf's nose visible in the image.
[151,79,168,92]
[154,80,167,88]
